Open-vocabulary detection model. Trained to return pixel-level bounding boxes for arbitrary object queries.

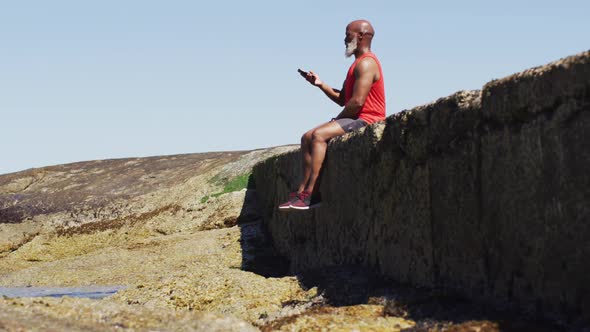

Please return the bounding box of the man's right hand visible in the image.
[299,69,343,106]
[302,70,323,87]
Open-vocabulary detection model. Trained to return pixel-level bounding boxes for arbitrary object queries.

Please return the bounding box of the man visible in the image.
[279,19,386,210]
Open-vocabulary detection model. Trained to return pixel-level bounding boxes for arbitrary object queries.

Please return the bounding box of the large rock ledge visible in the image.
[253,50,590,325]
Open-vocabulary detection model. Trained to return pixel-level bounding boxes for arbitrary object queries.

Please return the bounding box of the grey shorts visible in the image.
[333,118,368,133]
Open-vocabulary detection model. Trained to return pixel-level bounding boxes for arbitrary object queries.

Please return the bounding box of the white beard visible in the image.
[345,38,358,58]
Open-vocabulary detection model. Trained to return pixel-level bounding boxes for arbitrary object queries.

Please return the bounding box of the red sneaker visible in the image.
[290,191,321,210]
[278,192,298,210]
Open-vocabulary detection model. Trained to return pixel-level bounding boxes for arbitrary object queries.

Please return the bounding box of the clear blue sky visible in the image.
[1,0,588,175]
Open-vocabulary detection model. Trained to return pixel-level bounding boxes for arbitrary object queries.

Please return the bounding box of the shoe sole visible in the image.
[278,194,300,211]
[290,203,321,210]
[278,200,299,211]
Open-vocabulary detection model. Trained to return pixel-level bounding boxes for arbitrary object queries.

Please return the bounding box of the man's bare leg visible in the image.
[298,130,313,193]
[284,121,345,210]
[305,121,346,194]
[298,122,330,193]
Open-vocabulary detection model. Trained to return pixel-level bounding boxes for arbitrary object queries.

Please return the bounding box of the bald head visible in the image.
[347,20,375,38]
[344,19,375,57]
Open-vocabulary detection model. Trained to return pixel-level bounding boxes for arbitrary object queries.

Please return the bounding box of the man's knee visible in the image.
[311,130,327,143]
[301,131,312,145]
[312,126,345,143]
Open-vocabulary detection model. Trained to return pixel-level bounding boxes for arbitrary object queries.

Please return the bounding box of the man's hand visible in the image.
[299,69,323,87]
[299,68,343,106]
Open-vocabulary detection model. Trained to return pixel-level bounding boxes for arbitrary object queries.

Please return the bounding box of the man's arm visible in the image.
[317,81,345,107]
[335,58,378,119]
[302,71,345,107]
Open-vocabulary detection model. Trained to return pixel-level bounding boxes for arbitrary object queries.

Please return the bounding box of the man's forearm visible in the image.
[317,83,343,106]
[335,106,360,119]
[335,99,363,119]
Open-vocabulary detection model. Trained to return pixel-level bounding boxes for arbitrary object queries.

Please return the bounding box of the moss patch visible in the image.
[201,173,252,203]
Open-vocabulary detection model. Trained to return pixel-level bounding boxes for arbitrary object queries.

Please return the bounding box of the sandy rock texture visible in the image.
[253,50,590,328]
[0,148,550,332]
[0,147,296,256]
[0,297,258,332]
[0,145,433,332]
[0,146,317,331]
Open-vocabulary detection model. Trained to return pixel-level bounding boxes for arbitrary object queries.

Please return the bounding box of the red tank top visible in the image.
[344,52,386,124]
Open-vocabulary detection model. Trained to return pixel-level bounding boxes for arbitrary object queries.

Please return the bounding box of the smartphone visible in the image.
[297,68,308,77]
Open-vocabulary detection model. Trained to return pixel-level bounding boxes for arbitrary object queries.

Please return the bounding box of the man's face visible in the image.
[344,29,358,58]
[344,28,356,46]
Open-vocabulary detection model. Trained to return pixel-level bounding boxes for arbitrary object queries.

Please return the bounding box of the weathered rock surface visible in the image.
[0,297,258,332]
[0,147,295,256]
[2,51,587,330]
[0,149,556,331]
[253,50,590,327]
[0,147,312,331]
[0,145,455,331]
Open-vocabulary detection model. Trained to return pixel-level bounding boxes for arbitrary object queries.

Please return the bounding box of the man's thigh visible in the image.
[312,121,346,140]
[303,120,331,139]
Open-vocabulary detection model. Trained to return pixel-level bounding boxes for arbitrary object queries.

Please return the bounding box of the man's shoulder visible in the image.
[354,56,379,74]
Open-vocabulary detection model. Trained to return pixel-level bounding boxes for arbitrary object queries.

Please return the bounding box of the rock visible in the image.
[0,297,258,331]
[252,50,590,326]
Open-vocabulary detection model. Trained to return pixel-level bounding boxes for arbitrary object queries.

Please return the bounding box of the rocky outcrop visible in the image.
[2,144,486,331]
[0,146,314,331]
[253,50,590,326]
[0,147,296,255]
[0,149,287,227]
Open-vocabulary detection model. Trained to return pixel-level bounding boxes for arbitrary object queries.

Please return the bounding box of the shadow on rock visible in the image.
[237,181,291,279]
[298,265,569,332]
[234,177,573,331]
[296,265,376,306]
